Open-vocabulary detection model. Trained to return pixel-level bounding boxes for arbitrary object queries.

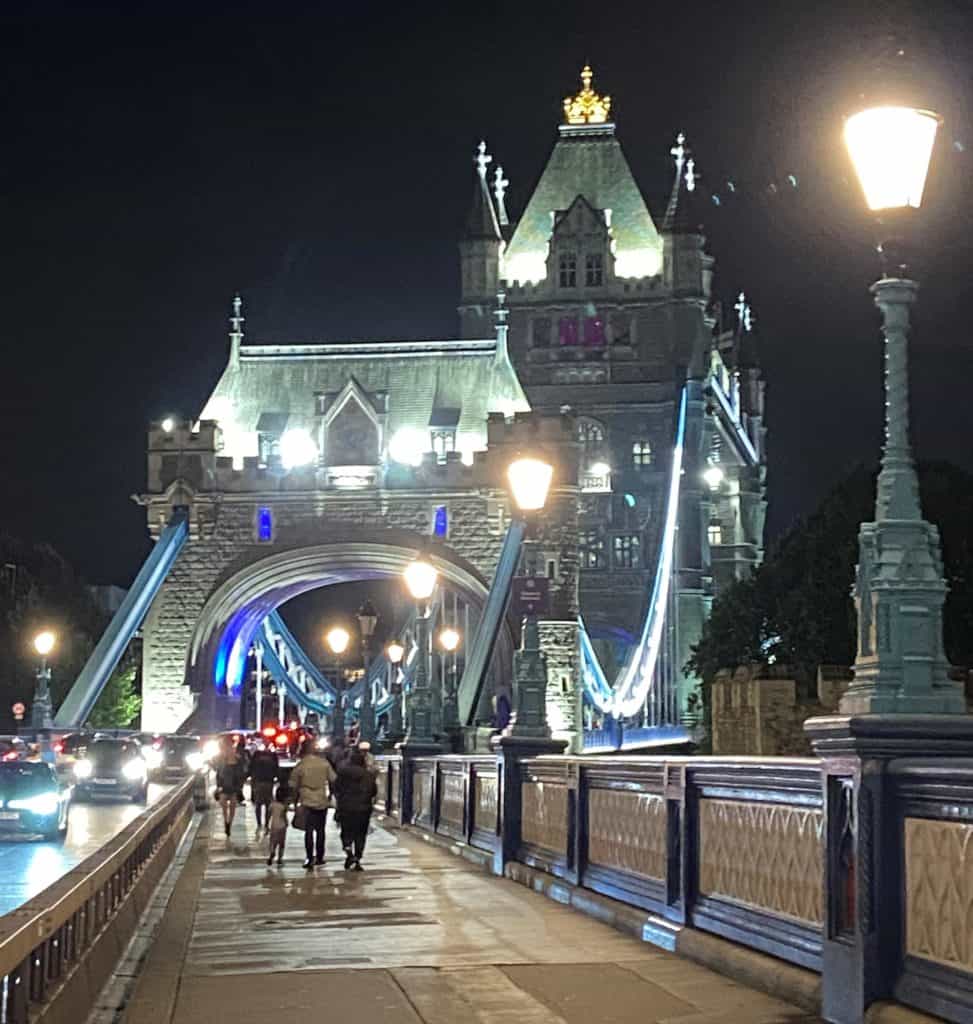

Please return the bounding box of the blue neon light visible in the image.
[433,504,448,538]
[257,507,273,542]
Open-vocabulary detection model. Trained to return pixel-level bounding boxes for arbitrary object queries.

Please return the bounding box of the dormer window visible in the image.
[558,252,577,288]
[429,407,460,464]
[632,440,653,467]
[585,253,604,286]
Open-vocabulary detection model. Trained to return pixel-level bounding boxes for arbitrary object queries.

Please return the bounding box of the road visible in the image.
[0,781,176,916]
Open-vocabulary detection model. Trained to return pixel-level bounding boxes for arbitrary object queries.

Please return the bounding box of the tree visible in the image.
[86,658,141,730]
[688,462,973,699]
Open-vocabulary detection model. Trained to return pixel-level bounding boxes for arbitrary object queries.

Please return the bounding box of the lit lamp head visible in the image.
[843,104,940,276]
[403,558,438,602]
[703,464,724,491]
[507,457,554,513]
[439,627,461,653]
[33,631,56,657]
[386,641,405,666]
[325,626,350,656]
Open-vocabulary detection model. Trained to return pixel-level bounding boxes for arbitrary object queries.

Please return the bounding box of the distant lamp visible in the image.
[34,631,56,657]
[439,627,461,653]
[387,641,405,665]
[589,461,611,477]
[325,626,350,655]
[279,428,318,470]
[507,457,554,512]
[844,106,940,212]
[388,427,427,467]
[356,600,378,641]
[404,559,438,601]
[703,464,724,491]
[161,417,175,433]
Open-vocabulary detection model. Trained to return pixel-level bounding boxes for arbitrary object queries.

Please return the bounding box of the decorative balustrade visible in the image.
[377,750,973,1024]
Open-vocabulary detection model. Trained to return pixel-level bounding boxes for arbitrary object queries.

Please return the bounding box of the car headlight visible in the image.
[122,759,146,781]
[74,759,93,779]
[143,748,163,769]
[9,793,60,816]
[184,752,204,772]
[202,739,219,761]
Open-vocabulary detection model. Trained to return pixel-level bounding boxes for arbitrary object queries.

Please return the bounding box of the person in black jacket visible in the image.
[334,748,378,870]
[249,743,279,833]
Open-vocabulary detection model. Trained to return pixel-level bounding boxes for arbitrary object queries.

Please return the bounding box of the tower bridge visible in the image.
[55,65,766,750]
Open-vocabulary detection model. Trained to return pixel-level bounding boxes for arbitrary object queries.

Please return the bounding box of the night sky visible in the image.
[3,1,972,589]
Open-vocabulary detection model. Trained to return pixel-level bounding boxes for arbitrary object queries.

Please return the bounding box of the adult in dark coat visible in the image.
[333,749,378,870]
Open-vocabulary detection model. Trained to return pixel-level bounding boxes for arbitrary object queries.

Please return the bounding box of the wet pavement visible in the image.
[0,781,174,915]
[124,805,822,1023]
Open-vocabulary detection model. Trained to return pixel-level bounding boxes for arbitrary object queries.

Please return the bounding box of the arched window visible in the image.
[577,419,605,454]
[632,440,652,467]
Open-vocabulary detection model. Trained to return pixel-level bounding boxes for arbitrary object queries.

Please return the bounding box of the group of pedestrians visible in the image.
[211,732,378,872]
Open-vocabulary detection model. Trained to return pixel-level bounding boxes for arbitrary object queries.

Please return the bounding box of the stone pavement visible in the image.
[122,807,823,1024]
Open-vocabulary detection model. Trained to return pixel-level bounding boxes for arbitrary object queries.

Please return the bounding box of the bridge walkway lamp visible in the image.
[400,557,441,751]
[325,625,351,741]
[31,631,56,732]
[438,627,462,744]
[356,600,379,744]
[386,641,405,743]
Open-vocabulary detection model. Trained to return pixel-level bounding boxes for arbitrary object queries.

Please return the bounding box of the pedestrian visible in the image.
[249,741,279,833]
[266,785,289,866]
[334,748,378,871]
[288,738,336,869]
[214,737,244,837]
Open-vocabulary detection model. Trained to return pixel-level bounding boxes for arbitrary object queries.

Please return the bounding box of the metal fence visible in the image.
[0,777,195,1024]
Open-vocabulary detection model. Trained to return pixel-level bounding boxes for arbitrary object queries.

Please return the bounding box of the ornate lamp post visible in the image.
[31,631,56,731]
[438,626,461,743]
[504,457,556,738]
[325,626,350,740]
[386,640,405,742]
[401,557,441,750]
[833,102,963,716]
[356,599,378,743]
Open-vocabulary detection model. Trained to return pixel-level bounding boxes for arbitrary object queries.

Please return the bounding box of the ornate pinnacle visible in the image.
[563,64,611,125]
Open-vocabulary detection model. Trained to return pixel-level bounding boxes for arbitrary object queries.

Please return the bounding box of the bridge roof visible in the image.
[198,338,529,465]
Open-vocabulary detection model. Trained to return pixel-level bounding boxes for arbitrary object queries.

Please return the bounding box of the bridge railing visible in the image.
[0,777,195,1024]
[377,749,973,1024]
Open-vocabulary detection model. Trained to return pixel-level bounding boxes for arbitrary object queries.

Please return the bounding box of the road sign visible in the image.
[11,702,25,721]
[512,575,550,618]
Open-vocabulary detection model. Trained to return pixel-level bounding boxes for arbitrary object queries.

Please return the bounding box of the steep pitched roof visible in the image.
[503,132,662,283]
[464,173,502,241]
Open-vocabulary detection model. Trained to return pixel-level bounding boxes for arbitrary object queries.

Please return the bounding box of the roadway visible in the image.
[0,781,176,916]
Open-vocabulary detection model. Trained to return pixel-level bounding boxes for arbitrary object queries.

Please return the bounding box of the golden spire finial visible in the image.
[563,64,611,125]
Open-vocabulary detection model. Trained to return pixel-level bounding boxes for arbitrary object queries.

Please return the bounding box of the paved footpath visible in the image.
[122,808,823,1024]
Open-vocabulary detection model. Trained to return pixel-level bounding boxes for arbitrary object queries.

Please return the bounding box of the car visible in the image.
[54,731,93,773]
[73,739,149,803]
[0,737,29,763]
[0,760,70,840]
[151,735,204,779]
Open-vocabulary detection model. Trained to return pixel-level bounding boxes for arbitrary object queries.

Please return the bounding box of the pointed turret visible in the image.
[459,141,504,338]
[661,133,712,298]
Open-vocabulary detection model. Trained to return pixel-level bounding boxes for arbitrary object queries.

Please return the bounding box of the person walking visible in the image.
[288,738,335,869]
[334,748,378,871]
[214,736,244,837]
[266,785,289,866]
[249,741,279,833]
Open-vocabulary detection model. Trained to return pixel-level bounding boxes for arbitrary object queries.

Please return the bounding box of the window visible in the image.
[583,316,606,347]
[430,429,456,462]
[613,534,641,569]
[577,419,605,454]
[558,316,579,347]
[256,507,273,543]
[708,521,723,547]
[558,252,577,288]
[585,253,604,286]
[258,433,280,468]
[579,530,606,569]
[632,440,652,467]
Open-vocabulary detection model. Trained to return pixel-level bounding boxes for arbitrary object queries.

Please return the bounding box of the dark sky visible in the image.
[3,0,972,587]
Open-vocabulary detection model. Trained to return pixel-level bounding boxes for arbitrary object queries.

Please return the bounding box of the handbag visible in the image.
[292,804,308,831]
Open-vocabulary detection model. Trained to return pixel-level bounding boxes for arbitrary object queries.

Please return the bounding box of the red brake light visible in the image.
[274,733,288,746]
[262,726,276,738]
[289,721,298,730]
[53,743,64,754]
[2,751,18,761]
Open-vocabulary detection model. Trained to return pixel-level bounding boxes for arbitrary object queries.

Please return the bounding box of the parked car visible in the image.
[73,739,148,803]
[0,760,70,840]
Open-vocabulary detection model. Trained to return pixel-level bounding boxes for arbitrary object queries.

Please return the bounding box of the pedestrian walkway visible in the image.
[123,807,823,1024]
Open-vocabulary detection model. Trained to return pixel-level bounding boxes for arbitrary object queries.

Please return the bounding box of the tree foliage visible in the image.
[688,462,973,693]
[87,654,142,729]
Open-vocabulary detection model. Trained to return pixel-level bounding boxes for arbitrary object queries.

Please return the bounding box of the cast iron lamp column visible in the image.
[356,600,378,743]
[31,631,56,731]
[401,558,441,750]
[326,626,351,740]
[837,104,963,715]
[386,641,405,742]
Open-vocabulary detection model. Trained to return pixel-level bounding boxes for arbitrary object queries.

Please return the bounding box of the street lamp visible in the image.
[401,557,441,748]
[326,626,351,739]
[504,456,556,739]
[834,99,961,715]
[438,627,462,740]
[386,640,405,741]
[31,631,56,731]
[356,600,379,743]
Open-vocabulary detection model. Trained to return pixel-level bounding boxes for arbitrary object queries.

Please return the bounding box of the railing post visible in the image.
[665,762,688,924]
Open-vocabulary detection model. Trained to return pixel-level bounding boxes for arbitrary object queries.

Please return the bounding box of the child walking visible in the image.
[266,786,289,866]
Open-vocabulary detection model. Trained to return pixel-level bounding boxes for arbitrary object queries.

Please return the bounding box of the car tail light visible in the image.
[274,733,288,746]
[2,750,18,761]
[262,726,276,738]
[53,742,64,754]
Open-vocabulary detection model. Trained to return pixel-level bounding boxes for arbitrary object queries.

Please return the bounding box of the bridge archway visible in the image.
[182,528,512,725]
